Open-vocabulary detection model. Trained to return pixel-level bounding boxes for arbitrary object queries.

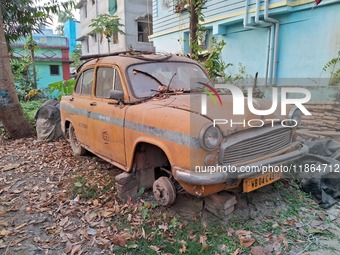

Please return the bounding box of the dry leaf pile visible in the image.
[0,137,339,255]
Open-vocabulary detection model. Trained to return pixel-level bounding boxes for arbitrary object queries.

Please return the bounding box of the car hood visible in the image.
[151,94,285,134]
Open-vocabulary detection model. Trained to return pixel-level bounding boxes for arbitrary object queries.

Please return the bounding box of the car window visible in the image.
[96,67,114,98]
[127,62,209,98]
[95,67,123,98]
[81,69,94,95]
[74,73,83,94]
[114,70,123,92]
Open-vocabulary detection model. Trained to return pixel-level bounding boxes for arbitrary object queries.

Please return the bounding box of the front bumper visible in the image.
[174,142,309,186]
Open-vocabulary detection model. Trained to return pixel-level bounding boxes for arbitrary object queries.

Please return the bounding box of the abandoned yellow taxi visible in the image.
[60,52,308,205]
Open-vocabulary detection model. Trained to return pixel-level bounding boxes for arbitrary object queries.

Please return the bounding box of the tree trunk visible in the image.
[32,50,37,89]
[189,0,199,59]
[0,8,34,139]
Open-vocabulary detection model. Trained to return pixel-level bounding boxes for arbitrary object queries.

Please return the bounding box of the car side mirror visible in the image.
[109,90,124,101]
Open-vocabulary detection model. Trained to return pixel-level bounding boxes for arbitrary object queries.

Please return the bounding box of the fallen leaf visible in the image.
[232,248,241,255]
[84,211,98,223]
[14,223,27,231]
[276,235,288,250]
[283,219,296,226]
[189,231,196,240]
[39,207,51,212]
[70,244,81,255]
[308,228,323,234]
[12,189,24,194]
[126,243,138,249]
[228,227,235,237]
[199,235,208,249]
[64,241,72,254]
[251,246,271,255]
[110,235,126,247]
[100,209,115,218]
[1,164,20,171]
[0,229,11,236]
[150,245,161,252]
[220,244,227,252]
[240,237,255,247]
[262,232,273,238]
[235,230,252,237]
[59,217,69,227]
[179,243,186,254]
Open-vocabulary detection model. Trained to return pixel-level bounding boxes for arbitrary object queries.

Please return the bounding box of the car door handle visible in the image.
[90,102,97,106]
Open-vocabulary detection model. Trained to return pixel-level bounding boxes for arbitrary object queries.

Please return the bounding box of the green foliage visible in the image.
[10,34,39,98]
[323,51,340,86]
[1,0,75,43]
[186,1,230,81]
[202,37,231,80]
[48,79,75,100]
[55,5,75,35]
[89,13,125,52]
[71,172,115,200]
[227,63,250,85]
[10,57,34,99]
[20,100,43,127]
[70,44,82,69]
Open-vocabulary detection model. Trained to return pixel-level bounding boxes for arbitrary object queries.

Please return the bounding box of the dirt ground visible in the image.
[0,137,339,255]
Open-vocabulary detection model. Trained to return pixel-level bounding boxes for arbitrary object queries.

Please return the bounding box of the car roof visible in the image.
[80,53,199,71]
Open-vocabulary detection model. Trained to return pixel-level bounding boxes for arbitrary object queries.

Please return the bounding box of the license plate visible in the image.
[243,172,282,192]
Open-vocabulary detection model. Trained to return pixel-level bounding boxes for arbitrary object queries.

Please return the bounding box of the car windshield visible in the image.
[127,62,210,98]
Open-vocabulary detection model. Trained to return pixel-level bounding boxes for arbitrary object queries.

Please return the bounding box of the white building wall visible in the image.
[77,0,153,56]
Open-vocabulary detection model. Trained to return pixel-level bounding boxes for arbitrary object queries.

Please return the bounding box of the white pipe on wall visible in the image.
[255,0,273,85]
[264,0,280,85]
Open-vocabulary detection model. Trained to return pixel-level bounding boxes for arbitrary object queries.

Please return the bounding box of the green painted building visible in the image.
[11,28,71,90]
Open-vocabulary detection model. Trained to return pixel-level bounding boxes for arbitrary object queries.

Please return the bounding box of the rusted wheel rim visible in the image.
[153,177,176,206]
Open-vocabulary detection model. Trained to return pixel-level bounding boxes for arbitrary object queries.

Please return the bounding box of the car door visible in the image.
[88,65,127,166]
[70,67,94,147]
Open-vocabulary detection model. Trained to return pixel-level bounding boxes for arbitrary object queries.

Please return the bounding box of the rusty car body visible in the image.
[60,52,308,205]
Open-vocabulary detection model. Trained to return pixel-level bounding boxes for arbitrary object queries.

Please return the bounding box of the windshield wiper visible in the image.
[166,73,177,93]
[133,69,163,87]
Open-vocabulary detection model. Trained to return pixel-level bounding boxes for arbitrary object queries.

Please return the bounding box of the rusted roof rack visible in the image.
[79,50,156,61]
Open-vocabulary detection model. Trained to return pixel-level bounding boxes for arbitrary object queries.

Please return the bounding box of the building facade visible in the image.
[150,0,340,86]
[76,0,154,56]
[11,28,71,90]
[64,19,81,55]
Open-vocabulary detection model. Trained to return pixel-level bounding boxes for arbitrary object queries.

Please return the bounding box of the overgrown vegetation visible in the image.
[323,51,340,86]
[10,35,39,99]
[89,14,125,53]
[20,100,43,127]
[48,79,75,100]
[187,1,250,84]
[65,159,338,255]
[70,44,82,70]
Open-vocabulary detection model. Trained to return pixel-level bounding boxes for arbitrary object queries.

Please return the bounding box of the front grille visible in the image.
[219,126,293,165]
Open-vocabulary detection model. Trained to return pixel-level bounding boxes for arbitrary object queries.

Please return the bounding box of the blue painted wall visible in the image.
[151,0,340,86]
[36,62,63,89]
[64,19,80,54]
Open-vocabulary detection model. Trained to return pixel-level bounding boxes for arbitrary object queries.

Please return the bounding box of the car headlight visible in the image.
[199,124,222,151]
[288,106,302,126]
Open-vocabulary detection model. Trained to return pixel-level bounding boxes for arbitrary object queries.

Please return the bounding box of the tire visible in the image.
[68,123,86,156]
